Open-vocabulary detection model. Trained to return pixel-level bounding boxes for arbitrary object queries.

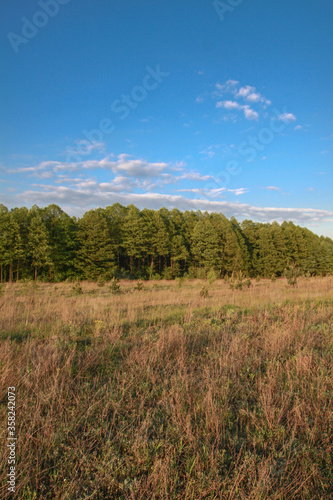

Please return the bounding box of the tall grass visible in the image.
[0,278,333,498]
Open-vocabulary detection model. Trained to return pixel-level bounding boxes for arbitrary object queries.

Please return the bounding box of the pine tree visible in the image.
[122,205,145,276]
[10,207,29,280]
[192,215,222,276]
[28,214,52,281]
[151,212,170,276]
[76,210,115,281]
[0,208,10,282]
[104,203,128,271]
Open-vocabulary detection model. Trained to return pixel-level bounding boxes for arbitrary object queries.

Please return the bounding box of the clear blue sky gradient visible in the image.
[1,0,332,237]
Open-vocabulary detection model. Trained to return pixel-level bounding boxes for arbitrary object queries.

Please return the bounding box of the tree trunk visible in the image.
[9,262,13,283]
[35,265,37,281]
[0,264,2,283]
[16,258,19,282]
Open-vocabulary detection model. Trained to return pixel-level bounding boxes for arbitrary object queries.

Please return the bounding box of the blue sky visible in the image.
[1,0,333,237]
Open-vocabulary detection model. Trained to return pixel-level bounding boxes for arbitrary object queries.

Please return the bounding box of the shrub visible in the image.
[150,273,162,281]
[134,280,144,292]
[109,277,121,294]
[97,276,107,287]
[230,271,252,290]
[162,267,173,280]
[207,269,217,284]
[284,262,301,287]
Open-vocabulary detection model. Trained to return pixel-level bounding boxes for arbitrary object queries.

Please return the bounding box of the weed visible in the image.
[71,282,83,295]
[200,285,209,298]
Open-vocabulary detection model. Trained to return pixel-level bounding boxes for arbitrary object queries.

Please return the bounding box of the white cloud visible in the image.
[246,92,261,102]
[216,101,258,121]
[217,100,241,110]
[236,85,255,98]
[243,106,259,121]
[8,155,175,180]
[228,188,249,196]
[278,113,296,123]
[213,80,272,121]
[264,186,282,191]
[237,87,271,106]
[178,187,227,197]
[226,79,239,86]
[178,172,215,182]
[8,184,333,226]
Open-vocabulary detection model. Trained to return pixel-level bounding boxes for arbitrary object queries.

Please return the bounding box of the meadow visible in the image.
[0,277,333,499]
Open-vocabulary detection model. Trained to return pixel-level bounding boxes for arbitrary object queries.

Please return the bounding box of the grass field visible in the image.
[1,277,333,499]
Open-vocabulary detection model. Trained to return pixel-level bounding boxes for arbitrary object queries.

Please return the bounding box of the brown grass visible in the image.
[0,277,333,499]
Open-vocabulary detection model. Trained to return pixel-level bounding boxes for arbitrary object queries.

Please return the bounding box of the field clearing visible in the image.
[1,277,333,499]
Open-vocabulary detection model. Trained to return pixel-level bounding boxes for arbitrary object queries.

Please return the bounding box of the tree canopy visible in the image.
[0,203,332,281]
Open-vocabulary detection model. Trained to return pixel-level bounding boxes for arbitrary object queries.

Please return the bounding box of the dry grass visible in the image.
[0,277,333,499]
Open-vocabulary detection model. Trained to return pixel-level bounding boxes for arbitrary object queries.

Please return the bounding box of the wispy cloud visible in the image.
[65,141,106,157]
[263,186,282,191]
[261,186,290,196]
[199,144,220,158]
[7,184,333,226]
[228,188,249,196]
[7,155,177,179]
[178,187,248,197]
[213,80,271,121]
[178,172,215,182]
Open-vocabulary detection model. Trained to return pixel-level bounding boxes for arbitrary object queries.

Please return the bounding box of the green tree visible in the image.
[104,203,128,271]
[192,215,222,277]
[28,214,52,281]
[76,210,115,281]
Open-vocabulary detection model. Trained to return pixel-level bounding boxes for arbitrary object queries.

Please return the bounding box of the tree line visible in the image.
[0,203,333,282]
